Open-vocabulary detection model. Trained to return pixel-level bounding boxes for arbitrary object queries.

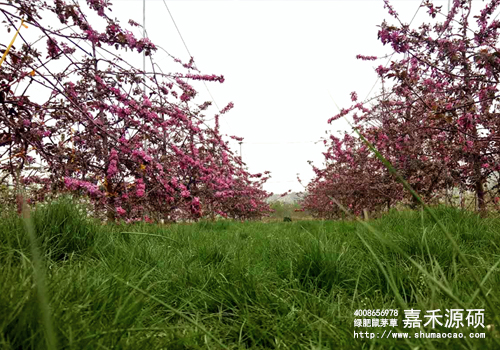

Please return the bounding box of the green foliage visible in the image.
[0,202,499,349]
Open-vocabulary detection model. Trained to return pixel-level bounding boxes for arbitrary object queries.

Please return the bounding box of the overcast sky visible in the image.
[108,0,451,194]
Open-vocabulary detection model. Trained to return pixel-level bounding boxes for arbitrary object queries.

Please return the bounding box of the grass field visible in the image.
[1,197,500,349]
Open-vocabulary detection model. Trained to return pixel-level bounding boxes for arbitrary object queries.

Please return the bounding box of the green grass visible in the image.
[1,199,499,349]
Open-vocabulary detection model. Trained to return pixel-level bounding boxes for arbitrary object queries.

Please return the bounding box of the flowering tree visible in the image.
[302,132,403,219]
[0,0,271,221]
[306,0,500,217]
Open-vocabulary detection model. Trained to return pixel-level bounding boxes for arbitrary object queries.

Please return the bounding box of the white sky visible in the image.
[8,0,458,194]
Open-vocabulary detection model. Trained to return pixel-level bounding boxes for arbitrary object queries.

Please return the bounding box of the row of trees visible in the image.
[304,0,500,218]
[0,0,271,221]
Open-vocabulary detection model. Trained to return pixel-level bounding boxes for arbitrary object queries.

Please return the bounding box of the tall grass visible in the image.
[1,199,499,349]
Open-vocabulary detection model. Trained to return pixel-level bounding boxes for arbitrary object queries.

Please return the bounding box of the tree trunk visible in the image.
[105,176,116,222]
[475,177,486,217]
[363,208,369,221]
[473,154,487,217]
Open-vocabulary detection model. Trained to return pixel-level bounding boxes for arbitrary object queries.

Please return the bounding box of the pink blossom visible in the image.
[63,178,103,197]
[47,38,61,59]
[135,178,146,197]
[184,74,225,83]
[375,65,390,77]
[350,91,358,102]
[142,97,152,107]
[220,102,234,114]
[84,29,100,44]
[116,206,126,216]
[356,54,377,61]
[124,30,136,47]
[107,149,119,177]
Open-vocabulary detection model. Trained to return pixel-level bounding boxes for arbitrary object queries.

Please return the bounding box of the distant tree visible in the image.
[302,131,403,218]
